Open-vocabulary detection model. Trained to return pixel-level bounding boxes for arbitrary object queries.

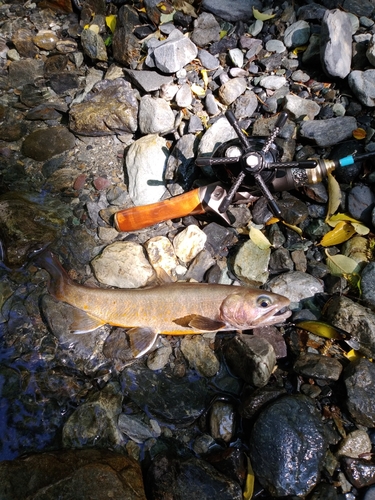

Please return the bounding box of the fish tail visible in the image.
[34,250,71,300]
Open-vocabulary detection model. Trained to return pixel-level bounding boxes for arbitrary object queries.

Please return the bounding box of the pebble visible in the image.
[299,116,358,147]
[191,12,220,46]
[21,126,76,161]
[337,430,372,459]
[175,83,192,108]
[218,77,247,105]
[344,358,375,427]
[347,184,375,224]
[201,0,262,22]
[180,335,220,377]
[173,225,207,264]
[232,239,271,286]
[209,401,235,443]
[138,95,175,135]
[361,262,375,307]
[348,70,375,107]
[283,20,311,48]
[320,9,352,78]
[118,412,161,443]
[266,271,324,306]
[293,352,343,382]
[284,94,321,120]
[147,29,198,74]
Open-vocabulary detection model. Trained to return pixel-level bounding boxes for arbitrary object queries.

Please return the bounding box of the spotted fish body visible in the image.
[36,251,291,357]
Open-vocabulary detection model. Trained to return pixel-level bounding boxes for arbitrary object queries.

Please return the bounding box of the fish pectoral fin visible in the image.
[70,308,106,334]
[174,314,226,332]
[127,327,158,358]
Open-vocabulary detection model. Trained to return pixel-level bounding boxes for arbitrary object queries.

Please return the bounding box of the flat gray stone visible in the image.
[202,0,262,22]
[124,69,173,92]
[299,116,357,147]
[348,69,375,107]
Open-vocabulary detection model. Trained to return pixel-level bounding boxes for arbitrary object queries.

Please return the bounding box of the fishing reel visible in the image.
[195,110,328,218]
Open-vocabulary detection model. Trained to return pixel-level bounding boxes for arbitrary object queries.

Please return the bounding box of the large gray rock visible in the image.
[201,0,262,22]
[348,69,375,107]
[299,116,357,147]
[320,9,352,79]
[138,95,175,135]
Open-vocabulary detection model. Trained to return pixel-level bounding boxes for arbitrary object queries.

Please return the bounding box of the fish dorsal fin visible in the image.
[127,327,158,358]
[173,314,226,332]
[70,307,106,334]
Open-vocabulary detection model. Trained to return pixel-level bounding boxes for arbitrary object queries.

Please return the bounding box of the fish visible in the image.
[35,251,291,358]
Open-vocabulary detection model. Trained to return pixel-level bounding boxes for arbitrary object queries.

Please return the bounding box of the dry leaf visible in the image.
[320,221,356,246]
[325,172,342,222]
[352,128,366,140]
[88,24,100,33]
[249,226,272,250]
[325,249,361,276]
[253,7,276,21]
[351,222,370,235]
[173,0,197,17]
[191,83,206,97]
[160,11,175,23]
[282,220,303,237]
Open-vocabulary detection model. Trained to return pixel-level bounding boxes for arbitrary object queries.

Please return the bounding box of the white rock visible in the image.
[173,225,207,264]
[144,236,179,281]
[126,134,169,206]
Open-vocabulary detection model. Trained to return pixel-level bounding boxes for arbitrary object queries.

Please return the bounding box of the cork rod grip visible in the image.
[114,188,205,231]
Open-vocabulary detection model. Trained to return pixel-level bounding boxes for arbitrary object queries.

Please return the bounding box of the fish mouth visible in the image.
[260,305,292,325]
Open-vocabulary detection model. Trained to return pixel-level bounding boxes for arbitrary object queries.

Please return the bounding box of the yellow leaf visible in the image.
[265,217,280,225]
[253,7,276,21]
[243,455,255,500]
[160,11,175,23]
[282,220,303,237]
[220,30,228,39]
[320,221,356,246]
[249,226,272,250]
[325,250,361,277]
[327,212,362,227]
[191,83,206,97]
[352,128,366,140]
[325,172,342,222]
[296,320,345,340]
[292,45,307,55]
[201,69,208,89]
[345,349,362,361]
[105,15,117,33]
[88,24,100,34]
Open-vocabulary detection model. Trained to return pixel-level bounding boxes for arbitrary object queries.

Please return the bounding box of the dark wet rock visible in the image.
[0,193,64,268]
[343,358,375,427]
[25,102,68,121]
[0,110,27,142]
[120,363,212,424]
[240,386,287,420]
[80,27,108,62]
[203,222,237,257]
[299,116,358,147]
[69,79,138,136]
[44,53,68,76]
[249,395,327,497]
[8,59,44,88]
[112,29,141,67]
[269,247,294,274]
[205,447,247,487]
[48,72,80,94]
[278,191,309,226]
[223,335,276,388]
[283,20,311,48]
[320,9,352,79]
[201,0,262,22]
[347,184,375,224]
[62,381,125,450]
[341,457,375,489]
[324,295,375,359]
[293,353,343,382]
[146,442,242,500]
[21,126,75,161]
[0,448,146,500]
[209,401,235,442]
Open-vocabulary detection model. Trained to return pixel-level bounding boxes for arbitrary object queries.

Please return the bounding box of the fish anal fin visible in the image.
[174,314,226,332]
[70,308,106,334]
[127,327,158,358]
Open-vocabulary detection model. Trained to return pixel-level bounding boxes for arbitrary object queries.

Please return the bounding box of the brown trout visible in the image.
[35,251,291,358]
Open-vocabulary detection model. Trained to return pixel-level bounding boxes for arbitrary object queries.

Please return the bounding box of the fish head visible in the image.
[220,289,291,329]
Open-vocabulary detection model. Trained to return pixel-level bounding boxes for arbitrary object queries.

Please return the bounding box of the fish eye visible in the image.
[257,295,272,308]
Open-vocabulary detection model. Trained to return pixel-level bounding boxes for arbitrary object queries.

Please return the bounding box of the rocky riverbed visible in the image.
[1,0,375,498]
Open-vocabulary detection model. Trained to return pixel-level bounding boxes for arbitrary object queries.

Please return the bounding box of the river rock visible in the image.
[201,0,262,22]
[218,77,247,106]
[284,94,321,120]
[320,9,352,79]
[124,69,173,93]
[232,239,270,286]
[348,69,375,107]
[249,395,327,497]
[191,12,220,46]
[299,116,357,147]
[0,448,146,500]
[80,27,108,62]
[265,271,324,305]
[173,225,207,264]
[138,95,175,135]
[69,79,138,135]
[126,134,169,205]
[91,241,155,288]
[180,335,220,377]
[293,352,343,382]
[343,358,375,427]
[144,236,179,280]
[283,20,311,48]
[22,126,76,161]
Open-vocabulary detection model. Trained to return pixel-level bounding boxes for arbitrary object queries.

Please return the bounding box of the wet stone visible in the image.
[343,358,375,428]
[180,335,219,377]
[146,443,242,499]
[8,59,44,88]
[11,28,38,58]
[49,72,80,94]
[0,448,146,500]
[337,429,372,459]
[69,79,138,136]
[118,412,161,443]
[22,127,75,161]
[223,335,276,388]
[209,401,235,443]
[293,353,343,382]
[80,27,108,62]
[120,364,212,424]
[32,30,58,50]
[249,395,327,497]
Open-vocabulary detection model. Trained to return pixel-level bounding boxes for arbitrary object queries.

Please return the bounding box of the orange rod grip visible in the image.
[114,188,205,231]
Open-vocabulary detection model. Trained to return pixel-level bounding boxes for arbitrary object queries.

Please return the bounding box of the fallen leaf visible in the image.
[292,45,308,55]
[325,172,342,222]
[327,212,362,227]
[296,320,346,340]
[282,220,303,237]
[325,249,361,278]
[105,14,117,33]
[253,7,276,21]
[352,128,366,140]
[88,24,100,34]
[191,83,206,97]
[351,222,370,235]
[243,455,255,500]
[320,221,356,246]
[249,226,272,250]
[173,0,197,17]
[220,30,227,39]
[201,69,208,89]
[160,11,175,23]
